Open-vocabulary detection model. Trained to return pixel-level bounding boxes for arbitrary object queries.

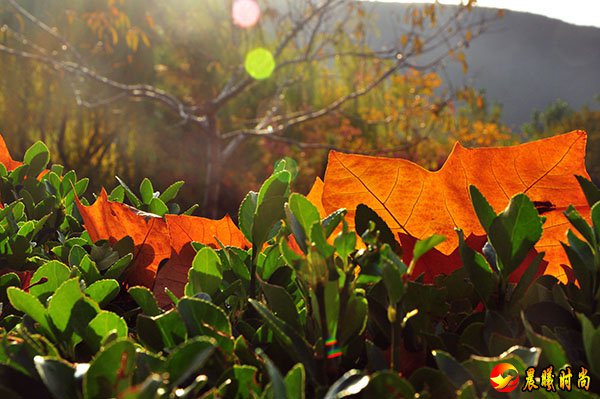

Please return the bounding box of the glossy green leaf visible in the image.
[249,299,319,385]
[34,356,77,399]
[260,279,302,331]
[128,286,162,316]
[177,297,233,353]
[85,311,128,352]
[432,350,474,388]
[412,234,446,266]
[149,198,168,216]
[323,369,370,399]
[187,247,222,297]
[238,191,258,241]
[576,175,600,208]
[284,364,305,399]
[257,348,286,399]
[139,178,154,204]
[469,185,497,234]
[28,261,70,302]
[159,180,184,203]
[165,336,216,387]
[363,371,415,398]
[257,171,291,206]
[84,339,136,399]
[137,310,187,352]
[488,194,543,275]
[288,193,320,241]
[457,229,497,307]
[7,287,52,336]
[103,254,133,280]
[84,279,120,308]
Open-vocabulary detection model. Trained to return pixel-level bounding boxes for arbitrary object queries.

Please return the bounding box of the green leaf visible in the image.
[260,278,302,331]
[285,203,307,254]
[456,381,477,399]
[177,297,233,353]
[187,247,222,297]
[108,186,125,203]
[355,204,401,254]
[382,261,404,307]
[84,311,128,352]
[411,234,445,268]
[165,336,216,388]
[137,310,187,352]
[363,371,415,398]
[24,141,50,176]
[7,287,52,337]
[521,312,569,368]
[334,228,356,262]
[488,194,543,275]
[564,205,595,246]
[28,261,70,302]
[284,364,305,399]
[238,191,258,241]
[78,255,101,284]
[337,294,368,346]
[257,171,291,206]
[149,198,168,216]
[84,279,120,308]
[592,202,600,247]
[34,356,77,399]
[84,339,136,399]
[47,278,85,334]
[288,193,320,241]
[159,180,184,203]
[273,157,299,181]
[103,254,133,280]
[231,365,261,399]
[432,350,474,388]
[68,245,87,267]
[469,185,497,234]
[0,272,20,303]
[323,369,370,399]
[257,348,286,399]
[252,196,287,249]
[128,286,162,316]
[457,229,497,307]
[579,313,600,376]
[576,175,600,207]
[509,252,544,309]
[249,299,319,385]
[115,176,141,208]
[322,209,347,239]
[140,178,154,204]
[311,221,335,258]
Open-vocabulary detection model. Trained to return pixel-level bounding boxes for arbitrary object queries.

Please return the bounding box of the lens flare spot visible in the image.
[232,0,261,28]
[244,48,275,80]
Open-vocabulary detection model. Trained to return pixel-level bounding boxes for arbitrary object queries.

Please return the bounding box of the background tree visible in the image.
[0,0,501,216]
[523,98,600,182]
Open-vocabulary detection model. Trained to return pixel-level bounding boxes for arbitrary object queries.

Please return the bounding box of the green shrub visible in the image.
[0,142,599,398]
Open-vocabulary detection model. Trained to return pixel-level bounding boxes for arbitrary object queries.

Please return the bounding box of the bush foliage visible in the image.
[1,140,600,398]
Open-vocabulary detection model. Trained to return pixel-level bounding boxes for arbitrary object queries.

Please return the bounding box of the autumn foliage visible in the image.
[2,131,600,398]
[307,130,589,282]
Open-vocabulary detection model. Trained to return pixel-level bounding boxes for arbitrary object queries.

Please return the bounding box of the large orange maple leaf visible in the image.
[320,130,590,281]
[76,190,249,302]
[0,134,23,171]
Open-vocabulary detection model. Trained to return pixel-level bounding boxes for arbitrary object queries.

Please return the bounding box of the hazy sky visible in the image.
[369,1,600,28]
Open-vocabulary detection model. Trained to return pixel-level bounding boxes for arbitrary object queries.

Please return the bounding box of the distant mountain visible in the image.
[364,2,600,128]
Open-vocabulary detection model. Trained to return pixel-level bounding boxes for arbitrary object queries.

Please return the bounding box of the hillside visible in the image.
[364,2,600,127]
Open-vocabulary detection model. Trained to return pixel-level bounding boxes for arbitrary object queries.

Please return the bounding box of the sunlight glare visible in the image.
[244,48,275,80]
[232,0,261,28]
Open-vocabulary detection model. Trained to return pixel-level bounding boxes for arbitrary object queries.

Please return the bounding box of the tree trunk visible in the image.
[202,114,223,219]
